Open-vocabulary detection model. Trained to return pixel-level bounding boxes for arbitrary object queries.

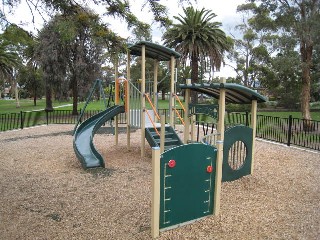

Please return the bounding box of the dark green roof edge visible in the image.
[128,41,181,61]
[179,83,267,104]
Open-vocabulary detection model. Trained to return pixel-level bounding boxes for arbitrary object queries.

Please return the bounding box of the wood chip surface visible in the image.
[0,124,319,239]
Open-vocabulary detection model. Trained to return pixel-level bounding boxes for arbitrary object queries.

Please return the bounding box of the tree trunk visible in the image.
[299,1,314,127]
[33,84,37,106]
[301,66,311,120]
[300,37,313,123]
[13,79,20,108]
[45,80,53,111]
[72,76,78,115]
[162,90,166,100]
[190,52,199,103]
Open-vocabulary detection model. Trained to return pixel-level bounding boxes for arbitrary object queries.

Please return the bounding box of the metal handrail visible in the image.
[173,93,186,112]
[145,93,160,120]
[173,108,185,125]
[145,109,160,136]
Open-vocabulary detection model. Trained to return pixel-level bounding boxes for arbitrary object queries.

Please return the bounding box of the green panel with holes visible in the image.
[159,143,217,230]
[222,125,253,182]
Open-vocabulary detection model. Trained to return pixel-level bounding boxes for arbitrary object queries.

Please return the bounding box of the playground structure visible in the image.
[72,41,267,238]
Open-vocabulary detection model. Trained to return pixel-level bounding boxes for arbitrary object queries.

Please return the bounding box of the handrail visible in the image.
[145,93,160,120]
[145,109,160,136]
[173,93,186,112]
[129,81,142,94]
[201,132,220,146]
[173,108,185,125]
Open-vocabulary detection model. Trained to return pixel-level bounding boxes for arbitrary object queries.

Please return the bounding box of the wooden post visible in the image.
[114,57,119,145]
[251,100,257,174]
[141,45,146,157]
[126,51,131,150]
[184,79,191,143]
[214,77,226,216]
[153,60,159,123]
[169,56,175,126]
[190,115,195,142]
[151,147,160,239]
[160,115,165,153]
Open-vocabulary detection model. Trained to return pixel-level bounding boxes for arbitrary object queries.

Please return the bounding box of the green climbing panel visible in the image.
[222,125,253,182]
[189,104,218,119]
[160,143,217,230]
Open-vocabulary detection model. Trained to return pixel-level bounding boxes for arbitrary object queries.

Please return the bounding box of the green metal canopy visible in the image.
[179,83,267,104]
[128,41,181,61]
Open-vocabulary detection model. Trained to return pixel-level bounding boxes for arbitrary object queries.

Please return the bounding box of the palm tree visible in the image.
[0,41,20,102]
[163,6,231,103]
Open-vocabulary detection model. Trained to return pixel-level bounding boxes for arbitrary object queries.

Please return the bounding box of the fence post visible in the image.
[20,111,24,129]
[287,115,293,146]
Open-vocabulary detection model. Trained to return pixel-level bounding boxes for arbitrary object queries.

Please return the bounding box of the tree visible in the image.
[0,41,19,99]
[36,18,68,111]
[0,24,33,107]
[36,6,126,114]
[237,0,320,121]
[0,41,19,83]
[228,20,273,88]
[1,0,195,32]
[163,6,231,103]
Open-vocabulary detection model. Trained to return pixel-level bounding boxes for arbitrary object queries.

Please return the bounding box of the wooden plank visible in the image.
[151,147,160,238]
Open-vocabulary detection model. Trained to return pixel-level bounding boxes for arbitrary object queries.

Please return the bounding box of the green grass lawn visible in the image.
[0,99,72,113]
[258,111,320,121]
[1,98,320,121]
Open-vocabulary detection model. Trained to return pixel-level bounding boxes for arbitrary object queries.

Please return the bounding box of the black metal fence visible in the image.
[0,109,127,132]
[225,112,320,151]
[1,109,319,151]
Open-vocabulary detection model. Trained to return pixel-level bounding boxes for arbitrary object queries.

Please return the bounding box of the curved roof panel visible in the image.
[179,83,267,104]
[128,41,181,61]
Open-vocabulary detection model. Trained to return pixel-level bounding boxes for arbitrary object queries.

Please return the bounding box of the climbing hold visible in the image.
[206,166,213,173]
[168,160,176,168]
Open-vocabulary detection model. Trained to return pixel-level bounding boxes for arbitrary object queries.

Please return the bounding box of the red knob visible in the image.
[168,160,176,168]
[207,166,213,173]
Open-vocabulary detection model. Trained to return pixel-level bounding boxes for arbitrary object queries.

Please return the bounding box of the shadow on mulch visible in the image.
[85,167,116,179]
[1,126,137,143]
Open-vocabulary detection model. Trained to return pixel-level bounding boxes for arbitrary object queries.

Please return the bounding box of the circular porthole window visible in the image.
[228,141,247,170]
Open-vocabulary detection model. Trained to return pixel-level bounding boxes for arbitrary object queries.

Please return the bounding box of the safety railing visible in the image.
[201,132,220,147]
[128,81,142,128]
[173,94,185,125]
[145,93,160,136]
[145,109,160,136]
[145,93,160,121]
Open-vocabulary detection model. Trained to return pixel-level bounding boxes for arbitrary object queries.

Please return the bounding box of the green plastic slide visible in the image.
[73,105,125,169]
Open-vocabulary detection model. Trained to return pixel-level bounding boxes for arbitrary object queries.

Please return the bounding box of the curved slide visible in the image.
[73,105,125,169]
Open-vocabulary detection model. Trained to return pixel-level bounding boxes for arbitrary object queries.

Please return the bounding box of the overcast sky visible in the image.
[6,0,248,77]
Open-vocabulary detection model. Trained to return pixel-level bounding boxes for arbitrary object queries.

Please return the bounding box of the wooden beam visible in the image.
[151,147,160,238]
[141,45,146,157]
[214,77,226,216]
[126,51,131,150]
[184,79,191,143]
[114,57,119,146]
[153,60,159,123]
[251,99,257,174]
[169,56,175,126]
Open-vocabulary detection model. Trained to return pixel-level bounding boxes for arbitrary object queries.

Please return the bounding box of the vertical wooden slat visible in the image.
[141,44,146,157]
[214,77,226,216]
[250,100,257,174]
[151,147,160,239]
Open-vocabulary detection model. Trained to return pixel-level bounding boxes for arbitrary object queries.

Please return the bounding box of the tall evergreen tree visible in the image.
[237,0,320,121]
